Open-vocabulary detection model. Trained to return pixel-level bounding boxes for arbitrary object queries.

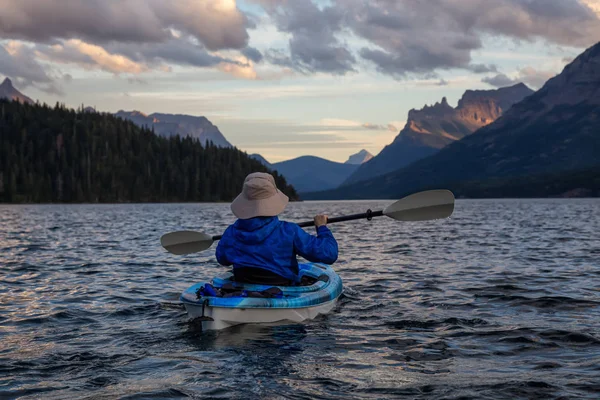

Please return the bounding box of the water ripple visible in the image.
[0,199,599,399]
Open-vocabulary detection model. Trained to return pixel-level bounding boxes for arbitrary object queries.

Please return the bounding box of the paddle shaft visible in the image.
[297,209,384,228]
[209,209,383,243]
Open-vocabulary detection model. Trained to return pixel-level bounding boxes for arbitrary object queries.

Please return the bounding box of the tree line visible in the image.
[0,100,298,203]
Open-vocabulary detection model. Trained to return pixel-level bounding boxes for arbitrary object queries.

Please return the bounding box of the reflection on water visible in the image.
[1,199,600,399]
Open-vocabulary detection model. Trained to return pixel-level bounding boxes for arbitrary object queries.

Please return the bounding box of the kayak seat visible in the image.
[196,283,283,299]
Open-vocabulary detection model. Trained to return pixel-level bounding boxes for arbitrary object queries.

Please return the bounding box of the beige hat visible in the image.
[231,172,289,219]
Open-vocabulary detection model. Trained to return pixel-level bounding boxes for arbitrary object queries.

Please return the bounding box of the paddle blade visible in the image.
[160,231,214,255]
[383,190,455,221]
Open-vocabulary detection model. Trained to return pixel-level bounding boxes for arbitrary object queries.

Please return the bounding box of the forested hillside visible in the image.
[0,100,297,203]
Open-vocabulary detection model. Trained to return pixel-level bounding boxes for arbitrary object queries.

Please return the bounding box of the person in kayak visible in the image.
[216,172,338,286]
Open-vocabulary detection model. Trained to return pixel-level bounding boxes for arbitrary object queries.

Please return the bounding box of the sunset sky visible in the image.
[1,0,599,162]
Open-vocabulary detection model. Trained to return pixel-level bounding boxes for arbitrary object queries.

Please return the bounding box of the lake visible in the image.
[1,199,599,399]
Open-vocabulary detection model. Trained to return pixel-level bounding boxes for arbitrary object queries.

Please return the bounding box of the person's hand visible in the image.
[314,214,328,227]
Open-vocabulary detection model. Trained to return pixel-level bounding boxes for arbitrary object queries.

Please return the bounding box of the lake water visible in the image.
[1,199,599,399]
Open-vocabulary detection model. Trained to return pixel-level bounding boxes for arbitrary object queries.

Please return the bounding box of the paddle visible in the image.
[160,189,455,256]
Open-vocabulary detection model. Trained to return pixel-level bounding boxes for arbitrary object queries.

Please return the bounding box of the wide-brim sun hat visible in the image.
[231,172,289,219]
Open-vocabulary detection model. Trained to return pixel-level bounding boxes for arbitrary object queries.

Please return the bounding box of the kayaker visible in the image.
[216,172,338,286]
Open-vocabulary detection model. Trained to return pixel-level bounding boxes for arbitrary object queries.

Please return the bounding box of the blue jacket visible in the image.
[216,216,338,282]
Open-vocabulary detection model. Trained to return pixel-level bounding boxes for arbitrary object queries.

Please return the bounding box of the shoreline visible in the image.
[1,196,599,206]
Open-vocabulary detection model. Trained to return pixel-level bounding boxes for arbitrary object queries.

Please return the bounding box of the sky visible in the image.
[1,0,599,163]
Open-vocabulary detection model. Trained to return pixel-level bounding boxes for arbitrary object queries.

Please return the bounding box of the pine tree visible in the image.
[0,99,299,203]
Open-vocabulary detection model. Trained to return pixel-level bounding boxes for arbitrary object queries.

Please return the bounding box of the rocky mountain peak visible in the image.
[410,96,455,119]
[343,82,534,186]
[0,77,34,104]
[345,149,374,165]
[1,77,13,88]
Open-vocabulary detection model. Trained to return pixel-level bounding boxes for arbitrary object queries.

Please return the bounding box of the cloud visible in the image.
[351,0,599,77]
[260,1,356,74]
[478,0,600,47]
[127,77,148,85]
[34,37,259,81]
[469,64,498,73]
[515,66,557,88]
[0,42,63,94]
[350,1,481,77]
[254,0,600,78]
[0,0,250,51]
[241,46,263,63]
[482,67,557,89]
[319,119,395,131]
[482,73,517,88]
[1,42,50,84]
[36,39,147,74]
[216,56,258,79]
[361,123,388,130]
[106,38,226,69]
[3,0,598,87]
[582,0,600,16]
[0,0,260,82]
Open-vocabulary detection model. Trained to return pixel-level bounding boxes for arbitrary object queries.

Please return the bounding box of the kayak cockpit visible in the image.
[180,262,343,331]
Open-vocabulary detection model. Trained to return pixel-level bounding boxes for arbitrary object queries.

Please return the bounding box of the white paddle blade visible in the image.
[160,231,214,255]
[383,190,455,221]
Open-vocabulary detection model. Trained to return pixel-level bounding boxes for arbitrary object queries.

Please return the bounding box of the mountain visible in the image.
[0,100,297,203]
[446,167,600,198]
[250,154,272,169]
[343,83,534,185]
[304,42,600,200]
[345,149,373,165]
[115,110,232,148]
[0,78,34,104]
[271,156,359,193]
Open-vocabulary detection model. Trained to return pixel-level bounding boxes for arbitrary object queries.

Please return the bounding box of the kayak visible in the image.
[180,262,343,331]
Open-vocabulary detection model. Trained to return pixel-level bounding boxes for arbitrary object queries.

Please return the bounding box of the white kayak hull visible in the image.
[183,296,340,331]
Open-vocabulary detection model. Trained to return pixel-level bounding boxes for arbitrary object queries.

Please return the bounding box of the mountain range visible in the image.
[344,83,534,185]
[0,78,34,104]
[3,39,598,200]
[0,77,368,194]
[115,110,232,148]
[304,41,600,200]
[250,152,372,193]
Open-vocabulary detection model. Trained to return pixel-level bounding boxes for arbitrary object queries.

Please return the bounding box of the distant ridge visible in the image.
[250,154,272,169]
[271,156,359,193]
[115,110,232,148]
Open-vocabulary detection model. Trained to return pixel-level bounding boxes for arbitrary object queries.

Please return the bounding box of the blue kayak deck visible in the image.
[180,262,343,309]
